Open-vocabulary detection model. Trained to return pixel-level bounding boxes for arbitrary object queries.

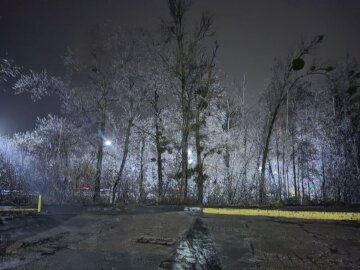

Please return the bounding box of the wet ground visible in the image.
[0,206,359,269]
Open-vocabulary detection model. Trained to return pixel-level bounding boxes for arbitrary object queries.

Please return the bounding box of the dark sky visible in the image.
[0,0,359,135]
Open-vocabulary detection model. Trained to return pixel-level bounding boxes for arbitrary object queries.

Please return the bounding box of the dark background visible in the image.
[0,0,359,134]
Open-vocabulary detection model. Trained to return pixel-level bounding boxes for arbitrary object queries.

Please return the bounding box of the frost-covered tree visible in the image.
[0,58,19,83]
[162,0,218,203]
[11,116,80,203]
[258,36,334,204]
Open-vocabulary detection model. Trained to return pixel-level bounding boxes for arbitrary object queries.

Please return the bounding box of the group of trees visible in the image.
[1,0,359,205]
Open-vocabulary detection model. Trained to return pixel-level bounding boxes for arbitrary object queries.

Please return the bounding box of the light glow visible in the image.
[188,148,193,164]
[104,139,112,146]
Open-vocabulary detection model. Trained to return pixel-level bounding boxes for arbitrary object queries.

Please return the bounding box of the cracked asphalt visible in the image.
[202,214,360,269]
[1,206,360,269]
[1,205,193,270]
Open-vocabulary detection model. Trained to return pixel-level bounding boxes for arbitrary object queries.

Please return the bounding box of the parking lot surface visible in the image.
[1,206,360,269]
[203,214,360,269]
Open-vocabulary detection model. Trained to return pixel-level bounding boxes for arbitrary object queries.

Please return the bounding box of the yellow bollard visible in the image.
[37,194,42,213]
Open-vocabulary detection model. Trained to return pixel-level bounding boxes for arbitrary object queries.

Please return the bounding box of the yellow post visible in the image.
[37,194,42,213]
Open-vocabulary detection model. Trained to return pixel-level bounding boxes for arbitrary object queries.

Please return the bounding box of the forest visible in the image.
[1,0,360,207]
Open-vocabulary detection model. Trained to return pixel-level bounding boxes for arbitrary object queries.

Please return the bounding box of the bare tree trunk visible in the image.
[155,123,163,203]
[276,132,282,201]
[286,162,290,199]
[195,126,204,204]
[292,141,298,202]
[112,116,134,204]
[154,90,164,203]
[194,91,205,204]
[138,138,145,203]
[93,110,106,203]
[306,161,310,203]
[301,154,305,205]
[243,127,248,189]
[282,132,287,199]
[224,144,231,203]
[241,75,248,201]
[321,146,326,202]
[180,103,190,203]
[178,9,189,204]
[259,102,282,204]
[297,156,301,202]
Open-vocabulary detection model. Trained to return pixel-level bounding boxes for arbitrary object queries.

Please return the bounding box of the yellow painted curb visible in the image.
[0,208,38,212]
[0,194,42,213]
[203,208,360,221]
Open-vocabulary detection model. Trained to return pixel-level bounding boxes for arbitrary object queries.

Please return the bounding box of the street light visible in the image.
[104,139,112,146]
[188,148,193,164]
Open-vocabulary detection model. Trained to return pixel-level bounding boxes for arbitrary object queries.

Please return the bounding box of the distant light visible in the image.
[104,140,112,146]
[188,148,193,164]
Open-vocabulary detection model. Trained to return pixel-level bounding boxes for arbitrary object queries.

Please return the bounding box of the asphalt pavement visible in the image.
[1,206,359,269]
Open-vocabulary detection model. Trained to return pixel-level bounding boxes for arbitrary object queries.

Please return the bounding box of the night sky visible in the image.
[0,0,359,135]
